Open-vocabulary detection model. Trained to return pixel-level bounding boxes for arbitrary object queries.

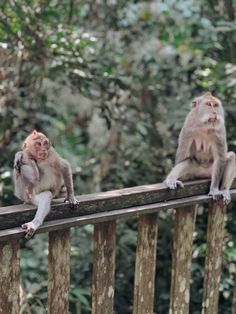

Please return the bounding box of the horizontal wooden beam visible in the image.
[1,179,234,231]
[0,187,235,242]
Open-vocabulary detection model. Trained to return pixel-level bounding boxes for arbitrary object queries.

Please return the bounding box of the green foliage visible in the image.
[0,0,236,313]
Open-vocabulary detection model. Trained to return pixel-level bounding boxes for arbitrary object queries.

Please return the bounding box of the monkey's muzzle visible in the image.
[208,112,217,123]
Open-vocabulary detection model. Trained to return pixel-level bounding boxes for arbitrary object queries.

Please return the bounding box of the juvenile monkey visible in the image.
[13,130,78,238]
[165,92,235,204]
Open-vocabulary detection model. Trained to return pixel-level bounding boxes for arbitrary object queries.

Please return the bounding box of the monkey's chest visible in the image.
[193,136,212,152]
[192,136,213,166]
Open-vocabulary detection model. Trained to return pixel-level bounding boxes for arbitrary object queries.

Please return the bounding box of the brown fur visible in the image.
[13,130,78,238]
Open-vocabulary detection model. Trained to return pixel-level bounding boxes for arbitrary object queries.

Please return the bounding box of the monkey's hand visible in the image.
[22,221,40,239]
[14,151,24,174]
[64,195,79,209]
[208,189,231,204]
[221,190,231,204]
[165,178,184,190]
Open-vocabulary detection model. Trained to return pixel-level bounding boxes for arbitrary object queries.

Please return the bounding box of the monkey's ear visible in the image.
[191,95,202,108]
[191,100,197,108]
[32,130,38,136]
[22,141,27,149]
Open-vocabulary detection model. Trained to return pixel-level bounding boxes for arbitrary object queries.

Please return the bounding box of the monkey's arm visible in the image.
[29,159,40,182]
[14,151,39,183]
[175,133,193,164]
[165,159,192,189]
[14,151,24,174]
[60,159,78,207]
[13,169,26,201]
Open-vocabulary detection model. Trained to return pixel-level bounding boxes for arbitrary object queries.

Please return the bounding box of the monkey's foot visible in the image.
[165,179,184,190]
[64,196,79,209]
[208,189,231,204]
[21,222,37,239]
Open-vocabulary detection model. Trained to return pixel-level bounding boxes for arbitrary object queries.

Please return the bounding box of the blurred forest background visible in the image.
[0,0,236,313]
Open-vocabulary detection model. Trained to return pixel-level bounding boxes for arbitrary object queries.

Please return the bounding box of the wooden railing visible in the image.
[0,179,236,314]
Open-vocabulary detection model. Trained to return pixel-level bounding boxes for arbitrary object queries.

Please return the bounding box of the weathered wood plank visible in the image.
[0,179,229,231]
[0,239,20,314]
[0,191,236,242]
[92,221,116,314]
[201,201,226,314]
[48,229,70,314]
[169,205,196,314]
[0,180,236,231]
[133,213,158,314]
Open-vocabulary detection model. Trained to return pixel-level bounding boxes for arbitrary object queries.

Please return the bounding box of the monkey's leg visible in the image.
[165,159,194,189]
[22,191,52,239]
[208,155,226,201]
[61,161,79,207]
[219,152,236,204]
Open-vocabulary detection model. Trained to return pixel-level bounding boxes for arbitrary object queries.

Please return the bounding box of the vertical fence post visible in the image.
[48,229,71,314]
[0,239,20,314]
[92,220,116,314]
[133,213,158,314]
[169,205,196,314]
[232,277,236,314]
[202,201,226,314]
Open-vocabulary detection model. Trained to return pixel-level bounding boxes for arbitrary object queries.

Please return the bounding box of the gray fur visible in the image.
[165,93,235,204]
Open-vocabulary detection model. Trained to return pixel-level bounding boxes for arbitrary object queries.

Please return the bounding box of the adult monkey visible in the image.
[13,130,78,238]
[165,92,235,204]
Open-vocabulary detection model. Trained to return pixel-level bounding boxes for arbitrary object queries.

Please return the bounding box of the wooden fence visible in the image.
[0,179,235,314]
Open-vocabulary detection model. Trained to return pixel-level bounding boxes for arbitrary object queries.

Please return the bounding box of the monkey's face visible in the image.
[193,94,224,129]
[23,131,51,161]
[32,136,50,161]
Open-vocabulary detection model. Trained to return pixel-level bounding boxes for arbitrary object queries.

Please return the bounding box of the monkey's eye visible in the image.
[35,142,42,148]
[43,140,49,147]
[206,102,211,106]
[213,102,219,107]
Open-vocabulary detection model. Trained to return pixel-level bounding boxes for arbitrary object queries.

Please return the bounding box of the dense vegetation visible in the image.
[0,0,236,313]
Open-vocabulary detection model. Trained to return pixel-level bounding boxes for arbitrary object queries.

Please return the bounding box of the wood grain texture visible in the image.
[48,229,70,314]
[133,213,158,314]
[169,205,196,314]
[0,240,20,314]
[202,201,226,314]
[0,179,216,230]
[0,185,235,241]
[92,221,116,314]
